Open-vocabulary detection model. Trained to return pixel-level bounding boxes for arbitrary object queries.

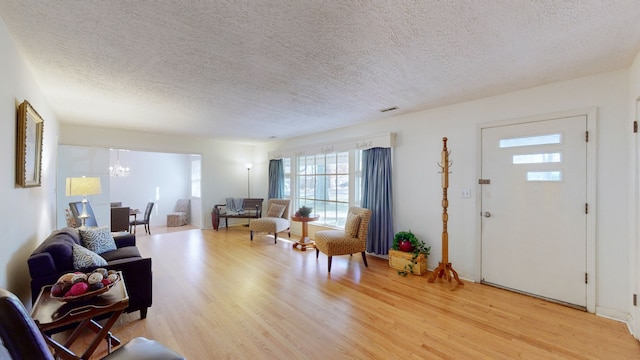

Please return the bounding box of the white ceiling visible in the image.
[1,1,639,143]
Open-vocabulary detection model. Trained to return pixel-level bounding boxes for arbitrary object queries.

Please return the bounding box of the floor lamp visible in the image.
[246,163,253,198]
[65,177,102,228]
[245,164,253,226]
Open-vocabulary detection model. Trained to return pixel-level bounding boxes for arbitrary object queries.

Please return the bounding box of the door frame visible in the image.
[632,96,640,338]
[475,108,597,313]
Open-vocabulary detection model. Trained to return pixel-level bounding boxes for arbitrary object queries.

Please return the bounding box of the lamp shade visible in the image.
[65,177,102,196]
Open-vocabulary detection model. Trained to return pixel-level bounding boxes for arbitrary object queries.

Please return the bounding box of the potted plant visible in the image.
[295,206,313,217]
[392,231,431,276]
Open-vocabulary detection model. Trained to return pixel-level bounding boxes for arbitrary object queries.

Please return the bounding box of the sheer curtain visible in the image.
[268,159,285,199]
[361,147,393,255]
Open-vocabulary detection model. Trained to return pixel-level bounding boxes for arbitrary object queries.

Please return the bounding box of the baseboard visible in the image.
[595,305,630,325]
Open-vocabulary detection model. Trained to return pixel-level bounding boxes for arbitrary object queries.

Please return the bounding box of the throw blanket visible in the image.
[225,197,245,215]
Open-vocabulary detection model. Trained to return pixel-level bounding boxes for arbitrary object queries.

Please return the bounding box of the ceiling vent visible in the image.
[380,106,398,113]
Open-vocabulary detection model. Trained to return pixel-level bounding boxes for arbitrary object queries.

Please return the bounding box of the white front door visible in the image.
[481,115,588,308]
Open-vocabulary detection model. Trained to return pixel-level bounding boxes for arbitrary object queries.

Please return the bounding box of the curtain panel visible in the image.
[268,159,285,199]
[361,147,394,255]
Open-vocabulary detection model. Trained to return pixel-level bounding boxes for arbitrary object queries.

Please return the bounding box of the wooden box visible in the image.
[388,249,427,275]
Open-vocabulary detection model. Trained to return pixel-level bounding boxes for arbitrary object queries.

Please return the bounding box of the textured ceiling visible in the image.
[1,1,639,143]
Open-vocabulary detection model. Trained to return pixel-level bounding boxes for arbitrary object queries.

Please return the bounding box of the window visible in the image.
[526,171,562,182]
[296,152,351,227]
[283,158,291,199]
[499,133,561,148]
[191,158,201,198]
[513,152,562,164]
[354,150,363,206]
[288,149,365,227]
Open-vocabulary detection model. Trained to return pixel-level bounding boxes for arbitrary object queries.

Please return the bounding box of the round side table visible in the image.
[291,215,320,251]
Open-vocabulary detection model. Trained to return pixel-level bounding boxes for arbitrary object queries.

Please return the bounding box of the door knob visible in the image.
[483,212,491,218]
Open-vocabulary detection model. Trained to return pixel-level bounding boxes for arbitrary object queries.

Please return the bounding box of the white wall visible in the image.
[267,69,631,320]
[109,150,193,228]
[56,147,195,230]
[58,125,259,230]
[57,145,110,229]
[0,17,60,302]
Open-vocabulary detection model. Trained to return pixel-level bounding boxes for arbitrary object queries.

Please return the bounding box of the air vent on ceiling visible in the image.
[380,106,398,113]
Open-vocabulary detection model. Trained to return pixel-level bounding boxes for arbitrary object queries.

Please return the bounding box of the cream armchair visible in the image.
[249,199,291,243]
[167,198,190,227]
[314,206,372,272]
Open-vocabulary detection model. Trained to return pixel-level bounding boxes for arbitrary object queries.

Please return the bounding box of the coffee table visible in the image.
[291,215,320,251]
[31,272,129,360]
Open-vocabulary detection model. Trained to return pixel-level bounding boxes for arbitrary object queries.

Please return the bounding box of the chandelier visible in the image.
[109,150,130,177]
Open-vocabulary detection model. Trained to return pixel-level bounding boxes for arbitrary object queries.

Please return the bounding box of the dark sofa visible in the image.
[27,227,152,319]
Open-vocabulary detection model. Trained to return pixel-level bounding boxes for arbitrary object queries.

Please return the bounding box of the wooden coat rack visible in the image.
[428,137,464,287]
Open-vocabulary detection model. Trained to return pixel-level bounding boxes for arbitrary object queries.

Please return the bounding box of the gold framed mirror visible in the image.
[16,100,44,188]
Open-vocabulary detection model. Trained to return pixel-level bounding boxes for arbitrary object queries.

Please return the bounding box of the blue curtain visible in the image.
[361,147,393,255]
[268,159,285,199]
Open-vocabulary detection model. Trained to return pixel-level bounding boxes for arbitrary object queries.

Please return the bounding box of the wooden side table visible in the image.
[291,215,320,251]
[31,272,129,360]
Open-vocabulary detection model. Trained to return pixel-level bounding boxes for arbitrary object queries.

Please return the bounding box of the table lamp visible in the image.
[65,177,102,227]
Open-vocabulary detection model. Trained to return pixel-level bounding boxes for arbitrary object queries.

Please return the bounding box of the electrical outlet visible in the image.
[461,189,471,198]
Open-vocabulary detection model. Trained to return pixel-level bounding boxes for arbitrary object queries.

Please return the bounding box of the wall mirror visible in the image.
[16,100,44,188]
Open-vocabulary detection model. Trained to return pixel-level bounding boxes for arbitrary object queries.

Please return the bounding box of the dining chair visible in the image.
[69,201,98,227]
[111,206,131,233]
[130,202,154,235]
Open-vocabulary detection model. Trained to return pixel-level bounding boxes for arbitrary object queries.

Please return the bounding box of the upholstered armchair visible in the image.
[249,199,291,243]
[0,288,185,359]
[314,206,372,272]
[167,199,190,227]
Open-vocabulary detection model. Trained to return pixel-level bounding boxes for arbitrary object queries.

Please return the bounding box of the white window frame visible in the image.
[191,157,201,198]
[292,150,362,228]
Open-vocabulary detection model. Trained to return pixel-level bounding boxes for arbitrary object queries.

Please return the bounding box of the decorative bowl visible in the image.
[50,272,120,303]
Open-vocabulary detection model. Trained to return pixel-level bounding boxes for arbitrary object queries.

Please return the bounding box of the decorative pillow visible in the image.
[344,213,361,238]
[79,226,117,254]
[267,203,286,218]
[72,244,107,270]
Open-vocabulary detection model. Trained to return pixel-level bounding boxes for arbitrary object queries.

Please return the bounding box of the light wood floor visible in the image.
[62,226,640,359]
